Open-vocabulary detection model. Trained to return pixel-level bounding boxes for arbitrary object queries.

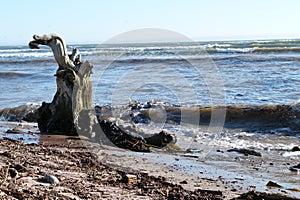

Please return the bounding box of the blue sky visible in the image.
[1,0,300,45]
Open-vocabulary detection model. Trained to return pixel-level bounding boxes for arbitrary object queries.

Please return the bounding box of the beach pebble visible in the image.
[179,180,188,184]
[291,146,300,151]
[40,174,59,184]
[289,168,300,174]
[140,170,149,174]
[266,181,282,188]
[8,168,18,178]
[289,164,300,174]
[123,174,137,185]
[292,163,300,169]
[6,128,23,134]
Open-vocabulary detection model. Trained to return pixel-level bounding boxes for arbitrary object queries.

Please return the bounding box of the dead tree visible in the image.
[29,34,175,151]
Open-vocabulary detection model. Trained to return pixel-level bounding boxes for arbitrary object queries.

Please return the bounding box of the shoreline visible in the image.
[0,121,299,199]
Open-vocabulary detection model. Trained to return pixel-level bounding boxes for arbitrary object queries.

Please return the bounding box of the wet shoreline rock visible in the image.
[234,190,298,200]
[38,174,59,184]
[227,148,262,157]
[289,163,300,174]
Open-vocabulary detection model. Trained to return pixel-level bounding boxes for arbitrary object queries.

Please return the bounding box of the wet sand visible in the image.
[0,121,299,199]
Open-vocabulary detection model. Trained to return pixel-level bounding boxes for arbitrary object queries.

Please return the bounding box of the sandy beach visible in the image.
[0,121,299,199]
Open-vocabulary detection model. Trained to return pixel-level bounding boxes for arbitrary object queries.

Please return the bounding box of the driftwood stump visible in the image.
[29,34,175,151]
[29,34,96,136]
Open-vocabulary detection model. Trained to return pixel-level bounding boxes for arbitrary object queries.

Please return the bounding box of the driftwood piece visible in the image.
[29,34,80,70]
[98,119,175,152]
[28,34,175,150]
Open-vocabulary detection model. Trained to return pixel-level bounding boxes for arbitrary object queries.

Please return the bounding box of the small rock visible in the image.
[186,149,202,154]
[6,128,23,134]
[289,168,300,174]
[266,181,282,188]
[289,163,300,174]
[140,170,149,174]
[123,174,137,185]
[291,163,300,169]
[291,146,300,151]
[179,180,188,184]
[144,130,174,147]
[227,148,262,157]
[40,174,59,184]
[9,168,18,178]
[183,154,199,158]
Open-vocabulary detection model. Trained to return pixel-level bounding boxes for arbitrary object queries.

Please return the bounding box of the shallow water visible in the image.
[0,121,39,144]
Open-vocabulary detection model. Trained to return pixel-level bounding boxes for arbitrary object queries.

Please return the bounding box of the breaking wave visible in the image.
[2,39,300,62]
[96,101,300,136]
[0,103,40,122]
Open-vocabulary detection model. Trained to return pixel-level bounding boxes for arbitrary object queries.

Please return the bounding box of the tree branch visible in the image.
[29,34,81,70]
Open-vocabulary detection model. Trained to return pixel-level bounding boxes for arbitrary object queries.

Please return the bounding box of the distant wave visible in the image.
[87,46,300,56]
[0,52,53,58]
[1,40,300,61]
[1,47,299,62]
[0,49,26,53]
[203,46,300,53]
[0,72,32,78]
[213,47,256,53]
[253,47,300,52]
[0,59,55,65]
[0,71,53,79]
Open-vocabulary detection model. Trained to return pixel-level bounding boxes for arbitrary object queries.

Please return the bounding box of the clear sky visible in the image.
[1,0,300,45]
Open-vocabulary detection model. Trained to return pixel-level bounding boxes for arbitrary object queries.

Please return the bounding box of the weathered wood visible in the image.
[29,34,93,136]
[28,34,175,149]
[29,34,79,70]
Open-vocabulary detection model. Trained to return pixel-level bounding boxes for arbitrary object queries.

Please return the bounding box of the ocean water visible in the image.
[1,39,300,107]
[0,39,300,147]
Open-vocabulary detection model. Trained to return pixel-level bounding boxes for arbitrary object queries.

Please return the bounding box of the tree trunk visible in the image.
[29,34,95,136]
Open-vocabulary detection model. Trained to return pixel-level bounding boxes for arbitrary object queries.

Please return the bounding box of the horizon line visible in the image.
[1,36,300,47]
